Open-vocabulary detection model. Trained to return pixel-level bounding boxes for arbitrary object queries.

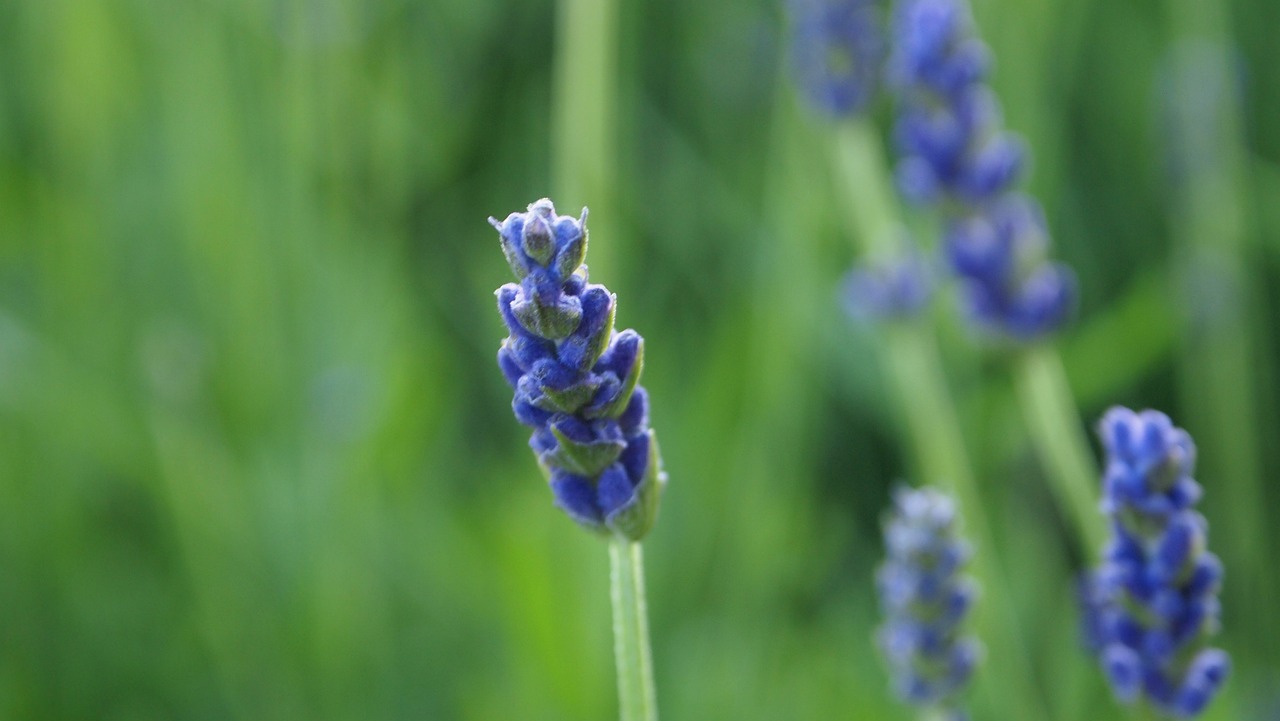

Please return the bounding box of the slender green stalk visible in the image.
[1165,0,1272,657]
[553,0,619,280]
[609,538,658,721]
[835,121,1050,721]
[1014,345,1106,552]
[553,6,657,718]
[834,122,899,257]
[883,325,971,497]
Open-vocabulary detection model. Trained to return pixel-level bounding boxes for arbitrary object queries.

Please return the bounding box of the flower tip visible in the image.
[1097,405,1136,440]
[521,212,555,265]
[528,197,556,216]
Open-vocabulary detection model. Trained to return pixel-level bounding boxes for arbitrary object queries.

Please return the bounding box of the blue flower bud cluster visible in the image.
[789,0,884,117]
[491,199,666,540]
[941,194,1076,340]
[1083,407,1229,718]
[877,486,980,718]
[888,0,1074,340]
[841,248,933,321]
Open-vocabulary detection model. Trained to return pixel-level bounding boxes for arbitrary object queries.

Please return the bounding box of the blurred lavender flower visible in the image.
[1082,407,1229,718]
[887,0,1020,205]
[841,247,933,321]
[491,199,666,540]
[789,0,885,117]
[877,486,981,718]
[942,194,1075,340]
[887,0,1075,340]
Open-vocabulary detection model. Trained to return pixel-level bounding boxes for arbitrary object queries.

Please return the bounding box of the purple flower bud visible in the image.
[1103,644,1142,702]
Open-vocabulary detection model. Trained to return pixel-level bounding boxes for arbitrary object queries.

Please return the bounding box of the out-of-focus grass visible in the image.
[0,0,1277,719]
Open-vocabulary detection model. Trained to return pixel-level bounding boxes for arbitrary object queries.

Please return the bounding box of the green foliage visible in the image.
[0,0,1277,719]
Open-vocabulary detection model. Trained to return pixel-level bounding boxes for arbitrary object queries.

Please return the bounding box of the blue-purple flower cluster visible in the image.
[491,199,665,540]
[877,486,980,718]
[888,0,1074,340]
[841,248,933,321]
[1083,407,1229,717]
[789,0,884,117]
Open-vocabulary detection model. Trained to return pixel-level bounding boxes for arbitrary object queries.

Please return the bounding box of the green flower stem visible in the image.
[1166,0,1271,656]
[834,122,899,257]
[610,538,658,721]
[835,121,1050,721]
[553,0,619,280]
[1015,345,1106,553]
[554,7,655,718]
[883,325,972,499]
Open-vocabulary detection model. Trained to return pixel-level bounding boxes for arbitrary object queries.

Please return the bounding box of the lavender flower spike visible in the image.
[877,486,981,719]
[888,0,1075,340]
[1084,407,1229,717]
[888,0,1021,206]
[491,199,666,540]
[789,0,885,117]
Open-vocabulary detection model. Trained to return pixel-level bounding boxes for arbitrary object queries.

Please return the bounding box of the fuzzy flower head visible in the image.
[1083,407,1229,717]
[876,486,981,717]
[491,199,666,540]
[789,0,885,117]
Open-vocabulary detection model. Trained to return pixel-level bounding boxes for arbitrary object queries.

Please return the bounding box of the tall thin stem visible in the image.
[1015,345,1106,553]
[609,538,658,721]
[835,121,1050,721]
[553,0,619,280]
[554,5,655,718]
[1165,0,1273,659]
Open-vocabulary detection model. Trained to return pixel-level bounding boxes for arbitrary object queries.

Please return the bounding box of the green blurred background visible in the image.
[1,0,1278,719]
